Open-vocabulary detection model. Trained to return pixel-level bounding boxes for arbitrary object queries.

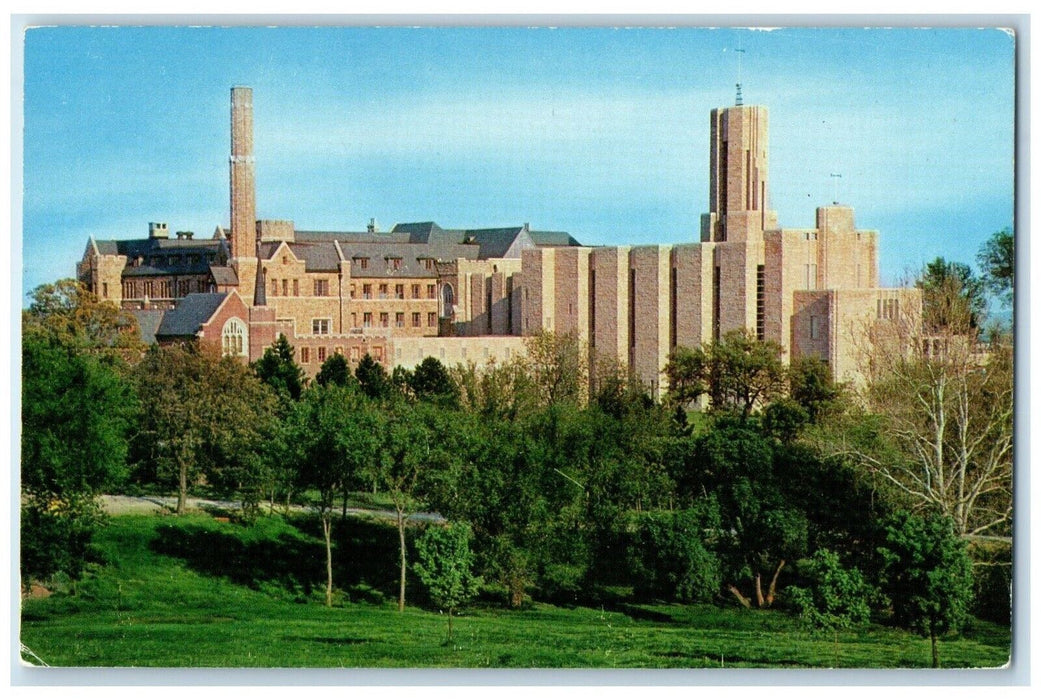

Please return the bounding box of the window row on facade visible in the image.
[348,311,438,330]
[350,282,438,300]
[122,277,212,299]
[269,277,334,298]
[298,344,385,365]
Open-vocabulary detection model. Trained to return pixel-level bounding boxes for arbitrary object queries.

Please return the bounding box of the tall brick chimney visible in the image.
[230,86,256,261]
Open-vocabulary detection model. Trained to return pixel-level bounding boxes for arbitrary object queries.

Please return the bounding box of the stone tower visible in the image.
[702,104,777,243]
[699,103,778,340]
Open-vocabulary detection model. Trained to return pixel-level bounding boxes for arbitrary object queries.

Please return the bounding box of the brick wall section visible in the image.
[629,245,672,396]
[469,273,486,335]
[715,239,764,336]
[792,287,922,385]
[670,243,714,350]
[257,219,295,243]
[553,247,591,343]
[589,246,630,362]
[452,258,522,337]
[816,206,879,290]
[391,335,527,370]
[520,248,557,335]
[77,247,128,306]
[197,291,251,357]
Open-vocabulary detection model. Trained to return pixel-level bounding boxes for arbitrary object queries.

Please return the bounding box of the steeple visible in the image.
[253,242,267,306]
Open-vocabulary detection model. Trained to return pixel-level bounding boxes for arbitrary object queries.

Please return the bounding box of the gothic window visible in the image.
[221,317,248,357]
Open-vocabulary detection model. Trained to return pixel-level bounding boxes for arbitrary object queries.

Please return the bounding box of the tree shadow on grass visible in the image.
[151,522,324,594]
[150,516,424,604]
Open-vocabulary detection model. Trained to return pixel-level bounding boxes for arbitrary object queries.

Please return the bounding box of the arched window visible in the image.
[441,283,455,318]
[221,317,248,357]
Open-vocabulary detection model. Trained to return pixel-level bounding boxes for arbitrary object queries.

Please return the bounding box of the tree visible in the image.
[788,356,843,424]
[355,353,392,401]
[21,332,136,586]
[23,279,144,361]
[626,504,722,603]
[824,302,1013,540]
[377,402,454,612]
[134,344,276,515]
[410,357,460,407]
[662,345,708,409]
[315,352,355,388]
[917,258,987,334]
[252,334,305,401]
[665,330,786,419]
[283,385,382,606]
[877,513,974,668]
[523,330,588,408]
[688,422,808,608]
[201,357,279,520]
[977,227,1014,307]
[451,358,538,421]
[413,522,482,640]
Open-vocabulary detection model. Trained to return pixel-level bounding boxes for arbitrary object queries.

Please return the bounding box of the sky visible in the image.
[18,24,1016,302]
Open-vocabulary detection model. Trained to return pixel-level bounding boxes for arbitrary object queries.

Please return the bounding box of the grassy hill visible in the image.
[19,512,1011,669]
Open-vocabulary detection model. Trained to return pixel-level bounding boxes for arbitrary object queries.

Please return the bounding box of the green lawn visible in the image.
[19,513,1011,669]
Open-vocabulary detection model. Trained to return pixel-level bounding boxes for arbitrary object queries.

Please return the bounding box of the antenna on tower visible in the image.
[830,173,843,204]
[735,45,746,106]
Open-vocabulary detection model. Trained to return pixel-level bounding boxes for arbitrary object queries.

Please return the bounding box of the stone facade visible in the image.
[77,86,917,391]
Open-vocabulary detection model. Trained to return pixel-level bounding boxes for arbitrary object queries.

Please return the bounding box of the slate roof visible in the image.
[463,227,527,259]
[131,309,166,345]
[91,222,580,286]
[529,231,583,248]
[95,238,229,276]
[155,293,228,338]
[210,266,239,285]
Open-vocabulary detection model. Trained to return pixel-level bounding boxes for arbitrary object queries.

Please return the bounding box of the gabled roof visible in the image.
[155,293,228,338]
[463,227,529,259]
[130,309,166,345]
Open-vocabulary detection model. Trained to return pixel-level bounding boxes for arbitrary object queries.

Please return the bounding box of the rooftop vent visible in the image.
[149,222,169,239]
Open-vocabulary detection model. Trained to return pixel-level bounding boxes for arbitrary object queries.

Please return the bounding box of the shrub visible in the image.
[787,548,872,631]
[627,503,722,603]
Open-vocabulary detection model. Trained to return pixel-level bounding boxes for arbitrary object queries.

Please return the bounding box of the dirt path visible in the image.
[99,495,444,522]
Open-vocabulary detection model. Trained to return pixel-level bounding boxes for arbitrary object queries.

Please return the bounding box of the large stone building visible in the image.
[77,86,918,394]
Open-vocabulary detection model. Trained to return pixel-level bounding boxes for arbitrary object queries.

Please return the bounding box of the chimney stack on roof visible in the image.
[149,222,169,239]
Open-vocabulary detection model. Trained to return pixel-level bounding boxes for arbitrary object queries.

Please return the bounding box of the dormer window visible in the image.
[354,256,369,270]
[387,256,402,271]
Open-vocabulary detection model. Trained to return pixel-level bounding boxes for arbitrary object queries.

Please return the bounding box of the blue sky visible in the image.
[20,25,1016,301]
